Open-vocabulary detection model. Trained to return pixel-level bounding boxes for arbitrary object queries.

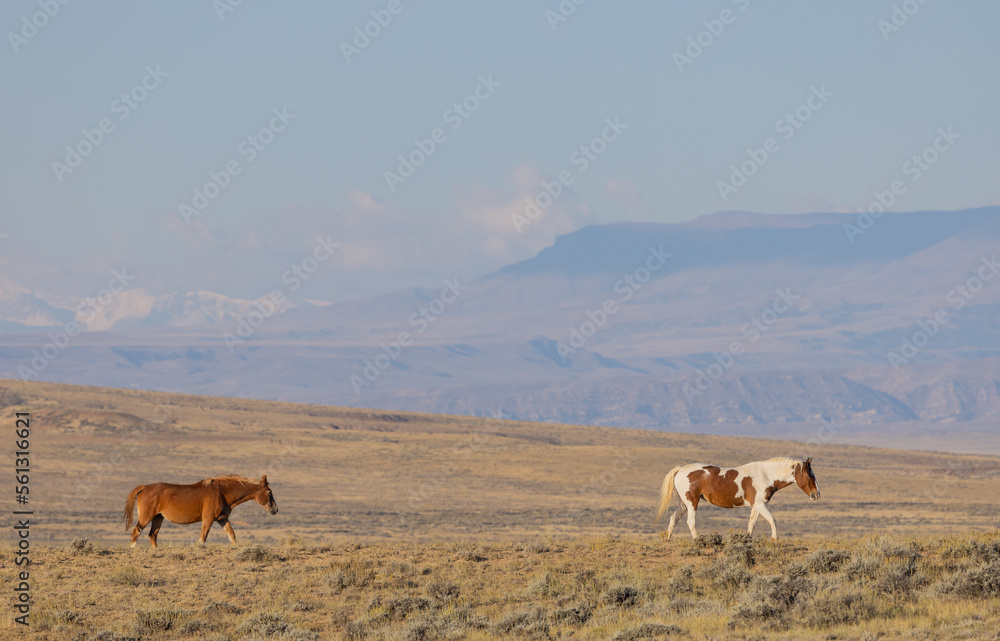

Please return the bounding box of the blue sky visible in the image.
[1,1,997,303]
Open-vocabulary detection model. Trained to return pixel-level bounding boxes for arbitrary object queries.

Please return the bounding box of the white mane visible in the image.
[758,457,799,480]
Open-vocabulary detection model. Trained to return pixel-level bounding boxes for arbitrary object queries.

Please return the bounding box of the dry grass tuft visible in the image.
[108,564,163,587]
[494,607,550,639]
[602,585,641,608]
[551,601,593,626]
[612,622,683,640]
[326,558,376,592]
[936,560,1000,598]
[236,543,278,563]
[131,607,182,635]
[804,547,850,573]
[70,538,96,555]
[800,585,878,627]
[426,580,460,605]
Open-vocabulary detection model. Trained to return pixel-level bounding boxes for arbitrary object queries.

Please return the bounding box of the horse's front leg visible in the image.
[686,501,699,539]
[218,515,237,544]
[754,502,778,540]
[199,511,215,544]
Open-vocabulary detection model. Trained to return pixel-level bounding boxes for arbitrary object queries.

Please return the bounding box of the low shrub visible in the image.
[132,608,181,634]
[799,585,878,627]
[602,585,640,608]
[936,560,1000,598]
[494,608,550,639]
[613,622,683,640]
[551,602,593,625]
[236,544,277,563]
[804,548,850,573]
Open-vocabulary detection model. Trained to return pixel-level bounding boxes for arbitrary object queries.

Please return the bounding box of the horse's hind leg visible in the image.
[130,501,156,548]
[130,522,145,548]
[747,507,760,535]
[148,514,165,548]
[666,503,687,540]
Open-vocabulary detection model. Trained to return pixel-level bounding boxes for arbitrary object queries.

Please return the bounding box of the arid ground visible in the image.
[1,378,998,640]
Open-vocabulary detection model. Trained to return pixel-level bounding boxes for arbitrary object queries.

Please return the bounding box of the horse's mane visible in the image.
[207,474,259,487]
[760,457,801,475]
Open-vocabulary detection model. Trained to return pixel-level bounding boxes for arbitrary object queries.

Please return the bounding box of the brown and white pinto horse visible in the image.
[655,457,819,540]
[122,475,278,548]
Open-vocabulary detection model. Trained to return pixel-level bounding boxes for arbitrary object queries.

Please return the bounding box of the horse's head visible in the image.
[254,475,279,515]
[795,458,820,501]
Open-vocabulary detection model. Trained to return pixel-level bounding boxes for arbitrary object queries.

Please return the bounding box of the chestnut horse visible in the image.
[122,474,278,548]
[654,457,819,540]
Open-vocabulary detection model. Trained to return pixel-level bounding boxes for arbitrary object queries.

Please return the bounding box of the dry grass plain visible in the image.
[1,378,998,640]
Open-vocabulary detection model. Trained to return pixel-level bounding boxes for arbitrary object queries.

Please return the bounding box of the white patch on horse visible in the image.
[733,474,747,502]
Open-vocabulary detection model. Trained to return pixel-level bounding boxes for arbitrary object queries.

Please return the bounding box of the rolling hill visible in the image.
[2,378,997,546]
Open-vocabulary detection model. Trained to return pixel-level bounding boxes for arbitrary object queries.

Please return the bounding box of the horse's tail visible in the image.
[122,485,145,530]
[654,466,682,523]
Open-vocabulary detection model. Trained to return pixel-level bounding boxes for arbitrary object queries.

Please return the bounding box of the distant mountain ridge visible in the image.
[0,288,303,332]
[1,207,999,450]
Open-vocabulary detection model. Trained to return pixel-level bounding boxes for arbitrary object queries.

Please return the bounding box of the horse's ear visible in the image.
[261,474,268,486]
[805,457,812,466]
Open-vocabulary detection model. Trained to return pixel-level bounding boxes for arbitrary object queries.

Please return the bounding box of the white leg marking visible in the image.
[755,502,778,540]
[686,501,698,538]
